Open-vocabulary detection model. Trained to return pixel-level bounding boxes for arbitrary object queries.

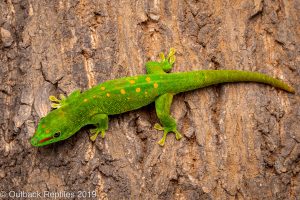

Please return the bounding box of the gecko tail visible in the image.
[200,70,295,93]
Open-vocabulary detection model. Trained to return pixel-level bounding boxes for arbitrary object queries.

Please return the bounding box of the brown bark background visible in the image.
[0,0,299,199]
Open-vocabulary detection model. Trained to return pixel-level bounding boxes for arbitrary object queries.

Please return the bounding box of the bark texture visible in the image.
[0,0,299,199]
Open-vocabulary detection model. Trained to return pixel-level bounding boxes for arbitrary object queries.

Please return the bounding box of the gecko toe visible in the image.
[89,128,106,141]
[155,125,183,146]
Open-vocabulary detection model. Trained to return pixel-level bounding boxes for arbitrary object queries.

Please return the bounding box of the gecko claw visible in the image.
[174,130,183,140]
[51,103,61,108]
[167,48,176,64]
[154,123,164,130]
[49,94,67,109]
[154,123,183,146]
[89,128,106,141]
[159,52,165,62]
[49,95,60,102]
[157,130,168,146]
[158,48,176,72]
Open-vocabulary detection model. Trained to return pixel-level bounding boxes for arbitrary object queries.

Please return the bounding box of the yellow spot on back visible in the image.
[42,124,46,128]
[46,130,50,133]
[93,95,96,98]
[120,89,126,94]
[154,83,158,88]
[146,77,151,82]
[136,88,141,92]
[145,91,148,95]
[101,86,105,90]
[129,80,135,84]
[106,93,110,97]
[84,98,88,102]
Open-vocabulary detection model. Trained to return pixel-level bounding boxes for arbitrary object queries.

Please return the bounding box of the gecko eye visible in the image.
[53,132,61,138]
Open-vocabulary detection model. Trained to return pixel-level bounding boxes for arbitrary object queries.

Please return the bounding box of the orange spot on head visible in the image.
[129,80,135,84]
[120,89,126,94]
[101,86,105,90]
[106,93,110,97]
[46,129,50,134]
[154,83,158,88]
[146,77,151,82]
[42,124,46,128]
[136,88,141,92]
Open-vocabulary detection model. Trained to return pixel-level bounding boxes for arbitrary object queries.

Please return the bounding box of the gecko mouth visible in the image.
[30,136,53,146]
[38,137,53,143]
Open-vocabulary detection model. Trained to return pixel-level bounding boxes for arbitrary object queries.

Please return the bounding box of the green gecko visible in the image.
[30,48,295,147]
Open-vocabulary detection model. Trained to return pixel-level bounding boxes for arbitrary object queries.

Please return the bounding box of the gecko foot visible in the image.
[158,48,176,72]
[154,123,182,146]
[49,94,66,108]
[89,128,106,141]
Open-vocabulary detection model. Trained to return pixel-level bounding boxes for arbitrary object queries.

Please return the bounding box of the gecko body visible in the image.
[30,49,295,147]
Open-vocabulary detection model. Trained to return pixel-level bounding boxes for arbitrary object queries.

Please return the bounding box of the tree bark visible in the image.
[0,0,299,199]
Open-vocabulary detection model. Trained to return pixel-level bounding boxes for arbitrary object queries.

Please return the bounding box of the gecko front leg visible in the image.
[89,114,109,141]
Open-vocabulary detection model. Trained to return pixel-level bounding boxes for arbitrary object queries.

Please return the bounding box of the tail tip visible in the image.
[286,85,295,94]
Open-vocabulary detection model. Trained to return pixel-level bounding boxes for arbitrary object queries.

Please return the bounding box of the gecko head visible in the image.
[30,108,73,147]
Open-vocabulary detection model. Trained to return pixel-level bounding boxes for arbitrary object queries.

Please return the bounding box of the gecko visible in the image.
[30,48,295,147]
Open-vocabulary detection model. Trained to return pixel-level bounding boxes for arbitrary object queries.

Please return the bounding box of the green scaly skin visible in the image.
[30,49,295,147]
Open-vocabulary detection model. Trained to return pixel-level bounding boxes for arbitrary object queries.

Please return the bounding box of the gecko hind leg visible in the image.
[145,48,176,74]
[154,93,182,146]
[89,114,109,141]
